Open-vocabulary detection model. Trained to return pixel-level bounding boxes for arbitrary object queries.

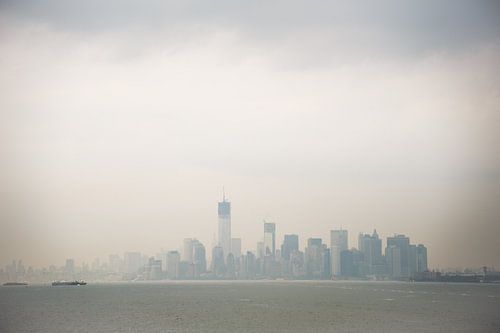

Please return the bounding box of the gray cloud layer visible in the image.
[2,1,500,56]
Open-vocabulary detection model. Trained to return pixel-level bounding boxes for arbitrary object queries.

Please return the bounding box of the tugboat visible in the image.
[52,280,87,286]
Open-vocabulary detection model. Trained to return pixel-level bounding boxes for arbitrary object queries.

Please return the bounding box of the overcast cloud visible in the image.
[1,1,499,269]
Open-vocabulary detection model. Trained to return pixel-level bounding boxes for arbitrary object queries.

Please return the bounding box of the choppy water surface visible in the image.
[1,281,499,332]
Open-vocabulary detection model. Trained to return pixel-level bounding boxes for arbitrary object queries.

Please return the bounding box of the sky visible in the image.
[1,0,499,269]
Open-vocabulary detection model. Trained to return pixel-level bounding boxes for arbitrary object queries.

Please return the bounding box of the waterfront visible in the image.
[1,281,499,332]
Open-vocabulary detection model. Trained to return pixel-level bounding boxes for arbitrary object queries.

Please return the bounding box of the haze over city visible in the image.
[1,0,500,271]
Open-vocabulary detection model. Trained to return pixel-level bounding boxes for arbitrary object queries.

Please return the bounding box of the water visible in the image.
[1,281,499,332]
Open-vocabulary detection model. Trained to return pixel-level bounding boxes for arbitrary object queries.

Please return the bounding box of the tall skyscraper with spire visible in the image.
[217,188,231,261]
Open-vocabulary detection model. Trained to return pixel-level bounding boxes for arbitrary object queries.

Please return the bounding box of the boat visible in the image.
[3,282,28,286]
[51,280,87,286]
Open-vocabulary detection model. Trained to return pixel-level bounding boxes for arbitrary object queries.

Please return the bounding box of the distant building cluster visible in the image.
[6,194,431,283]
[188,195,430,280]
[2,193,463,283]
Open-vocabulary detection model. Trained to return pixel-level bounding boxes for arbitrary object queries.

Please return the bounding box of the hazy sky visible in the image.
[1,1,499,269]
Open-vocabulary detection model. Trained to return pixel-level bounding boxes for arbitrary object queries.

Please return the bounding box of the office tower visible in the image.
[416,244,428,272]
[257,241,265,259]
[147,257,163,280]
[340,249,364,277]
[386,234,410,278]
[183,238,194,263]
[156,251,168,273]
[386,245,402,278]
[218,191,231,261]
[241,251,256,279]
[290,250,305,278]
[263,254,280,277]
[193,242,207,276]
[340,250,354,277]
[281,234,298,277]
[192,240,202,276]
[358,229,383,275]
[330,229,348,277]
[281,234,299,260]
[212,246,226,277]
[231,238,242,258]
[409,244,417,276]
[226,253,236,278]
[263,222,276,257]
[321,247,331,279]
[358,233,370,275]
[178,259,196,279]
[167,251,180,279]
[305,238,323,278]
[124,252,142,275]
[307,238,321,247]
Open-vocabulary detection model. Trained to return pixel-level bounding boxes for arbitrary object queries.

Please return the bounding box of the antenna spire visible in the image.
[223,186,226,202]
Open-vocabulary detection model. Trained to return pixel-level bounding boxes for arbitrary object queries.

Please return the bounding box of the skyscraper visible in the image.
[193,242,207,276]
[218,190,231,261]
[263,222,276,257]
[358,229,383,275]
[167,251,180,279]
[212,246,226,277]
[321,247,331,279]
[241,251,257,279]
[386,234,410,278]
[256,241,264,259]
[182,238,194,263]
[409,244,417,276]
[157,251,168,273]
[330,229,348,277]
[147,257,163,280]
[281,234,299,260]
[416,244,428,273]
[305,238,323,278]
[386,245,402,278]
[340,249,364,277]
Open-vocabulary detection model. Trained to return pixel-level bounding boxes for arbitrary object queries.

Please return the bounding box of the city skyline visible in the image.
[2,216,434,283]
[0,187,495,272]
[0,189,496,271]
[4,227,494,284]
[0,191,474,273]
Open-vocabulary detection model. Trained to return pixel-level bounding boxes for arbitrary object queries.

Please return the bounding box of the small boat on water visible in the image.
[52,280,87,286]
[3,282,28,286]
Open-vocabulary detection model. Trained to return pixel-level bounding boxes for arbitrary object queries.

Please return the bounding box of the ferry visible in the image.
[52,280,87,286]
[3,282,28,286]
